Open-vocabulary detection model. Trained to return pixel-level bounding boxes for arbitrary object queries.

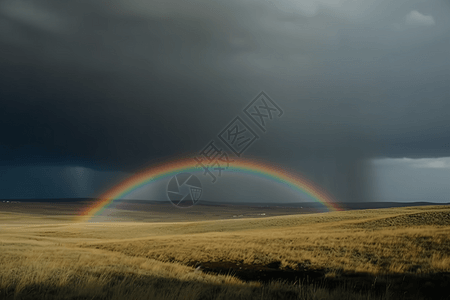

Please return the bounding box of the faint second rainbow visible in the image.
[76,157,342,222]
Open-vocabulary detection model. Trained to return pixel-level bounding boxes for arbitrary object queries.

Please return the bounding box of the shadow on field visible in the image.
[2,262,450,300]
[191,261,450,300]
[0,267,389,300]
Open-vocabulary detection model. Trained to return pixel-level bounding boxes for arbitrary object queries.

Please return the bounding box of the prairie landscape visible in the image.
[3,1,450,300]
[1,202,450,300]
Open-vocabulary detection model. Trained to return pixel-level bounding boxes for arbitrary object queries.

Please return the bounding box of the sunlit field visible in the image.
[1,203,450,299]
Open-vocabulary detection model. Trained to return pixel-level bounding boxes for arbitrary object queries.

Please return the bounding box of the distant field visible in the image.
[1,203,450,299]
[0,200,327,223]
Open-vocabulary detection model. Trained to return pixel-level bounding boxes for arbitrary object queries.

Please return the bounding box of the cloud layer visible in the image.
[406,10,436,27]
[1,0,449,202]
[370,157,450,202]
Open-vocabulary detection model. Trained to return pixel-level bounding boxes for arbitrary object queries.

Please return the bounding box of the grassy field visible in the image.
[1,203,450,299]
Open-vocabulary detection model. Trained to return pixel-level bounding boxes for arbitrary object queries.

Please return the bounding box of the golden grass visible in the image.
[0,244,252,298]
[1,204,450,299]
[71,206,450,275]
[0,241,382,300]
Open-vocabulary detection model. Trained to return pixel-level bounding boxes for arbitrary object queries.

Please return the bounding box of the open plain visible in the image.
[1,201,450,299]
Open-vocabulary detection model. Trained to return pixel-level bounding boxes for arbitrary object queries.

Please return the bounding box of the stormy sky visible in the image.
[1,0,449,203]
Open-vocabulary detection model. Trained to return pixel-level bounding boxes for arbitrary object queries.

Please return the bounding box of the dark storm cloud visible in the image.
[0,0,266,169]
[1,0,449,201]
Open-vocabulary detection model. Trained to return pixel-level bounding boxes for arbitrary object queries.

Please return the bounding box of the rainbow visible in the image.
[77,157,342,222]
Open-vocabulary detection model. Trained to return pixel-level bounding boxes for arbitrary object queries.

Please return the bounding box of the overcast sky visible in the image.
[0,0,449,203]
